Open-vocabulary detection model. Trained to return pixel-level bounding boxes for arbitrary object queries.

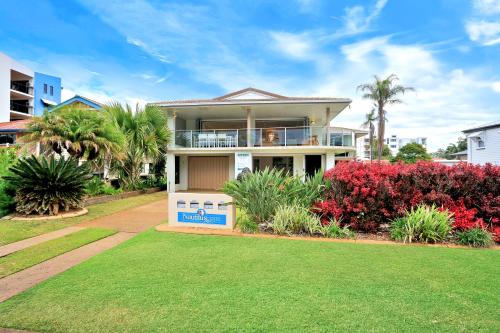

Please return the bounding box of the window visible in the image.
[477,138,485,149]
[390,145,397,148]
[175,156,180,184]
[50,86,54,96]
[0,133,15,145]
[43,84,47,94]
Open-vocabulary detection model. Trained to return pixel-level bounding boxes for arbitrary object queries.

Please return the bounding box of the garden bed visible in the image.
[83,187,162,206]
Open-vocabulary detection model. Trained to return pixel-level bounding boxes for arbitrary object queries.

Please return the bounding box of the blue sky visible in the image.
[1,0,499,150]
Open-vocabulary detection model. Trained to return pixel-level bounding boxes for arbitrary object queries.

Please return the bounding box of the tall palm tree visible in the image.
[104,103,171,189]
[361,109,377,162]
[23,106,125,164]
[357,74,414,161]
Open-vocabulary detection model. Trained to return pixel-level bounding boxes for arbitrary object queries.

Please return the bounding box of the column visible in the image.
[166,152,176,192]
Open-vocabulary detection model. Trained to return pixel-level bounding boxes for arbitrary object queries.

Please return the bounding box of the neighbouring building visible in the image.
[0,52,61,122]
[151,87,360,192]
[463,120,500,165]
[383,134,428,156]
[52,95,103,111]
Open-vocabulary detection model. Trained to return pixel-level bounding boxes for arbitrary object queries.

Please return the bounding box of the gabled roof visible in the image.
[151,87,351,107]
[463,120,500,133]
[0,119,31,132]
[52,95,104,111]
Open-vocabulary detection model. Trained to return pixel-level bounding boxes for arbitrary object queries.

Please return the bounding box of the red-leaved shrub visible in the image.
[318,161,500,238]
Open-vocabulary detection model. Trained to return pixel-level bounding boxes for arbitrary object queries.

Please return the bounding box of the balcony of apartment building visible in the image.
[173,126,356,149]
[9,69,34,120]
[10,100,33,120]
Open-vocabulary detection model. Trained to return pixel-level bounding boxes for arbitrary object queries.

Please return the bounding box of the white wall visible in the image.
[467,127,500,165]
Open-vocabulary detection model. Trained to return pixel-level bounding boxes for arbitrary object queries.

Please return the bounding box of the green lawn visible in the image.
[0,231,498,332]
[0,228,116,278]
[0,191,165,246]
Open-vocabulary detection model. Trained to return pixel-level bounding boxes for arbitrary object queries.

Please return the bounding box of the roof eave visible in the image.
[154,98,352,108]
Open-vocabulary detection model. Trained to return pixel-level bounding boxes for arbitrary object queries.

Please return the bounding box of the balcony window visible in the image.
[0,133,15,145]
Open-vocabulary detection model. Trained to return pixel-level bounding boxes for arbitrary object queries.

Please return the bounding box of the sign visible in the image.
[168,192,235,229]
[235,151,252,177]
[177,209,227,225]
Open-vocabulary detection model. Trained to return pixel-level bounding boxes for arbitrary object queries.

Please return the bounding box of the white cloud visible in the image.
[269,32,313,59]
[473,0,500,14]
[336,0,388,37]
[492,81,500,92]
[466,20,500,45]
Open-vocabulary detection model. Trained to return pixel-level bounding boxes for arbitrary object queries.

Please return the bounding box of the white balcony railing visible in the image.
[173,126,354,148]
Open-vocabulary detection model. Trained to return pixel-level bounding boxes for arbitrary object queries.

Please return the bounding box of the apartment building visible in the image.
[0,52,61,123]
[384,135,427,156]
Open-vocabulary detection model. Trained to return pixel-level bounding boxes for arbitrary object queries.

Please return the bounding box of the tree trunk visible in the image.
[377,104,385,162]
[369,123,374,162]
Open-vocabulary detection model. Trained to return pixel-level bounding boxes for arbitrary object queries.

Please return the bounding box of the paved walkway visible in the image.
[77,198,168,232]
[0,197,168,304]
[0,227,85,258]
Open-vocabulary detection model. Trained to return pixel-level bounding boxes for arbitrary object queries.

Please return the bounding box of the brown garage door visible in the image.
[188,156,229,190]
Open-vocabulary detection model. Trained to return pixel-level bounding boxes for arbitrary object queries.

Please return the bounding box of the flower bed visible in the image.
[316,161,500,241]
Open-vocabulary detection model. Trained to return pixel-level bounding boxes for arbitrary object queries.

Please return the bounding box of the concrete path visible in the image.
[0,232,134,303]
[0,227,85,258]
[77,198,168,232]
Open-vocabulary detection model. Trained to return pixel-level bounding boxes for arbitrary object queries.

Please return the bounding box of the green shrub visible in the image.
[321,219,355,239]
[236,210,258,234]
[85,177,122,196]
[270,205,322,236]
[5,156,92,215]
[223,168,325,224]
[456,228,493,248]
[390,205,452,243]
[0,148,18,217]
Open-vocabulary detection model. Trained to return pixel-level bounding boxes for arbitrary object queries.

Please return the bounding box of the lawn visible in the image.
[0,191,165,246]
[0,228,115,278]
[0,231,498,332]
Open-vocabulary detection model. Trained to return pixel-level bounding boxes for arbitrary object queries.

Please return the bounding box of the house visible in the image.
[0,119,31,146]
[151,87,358,192]
[463,120,500,165]
[0,52,61,122]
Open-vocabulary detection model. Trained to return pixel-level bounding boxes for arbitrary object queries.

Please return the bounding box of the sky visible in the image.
[1,0,499,151]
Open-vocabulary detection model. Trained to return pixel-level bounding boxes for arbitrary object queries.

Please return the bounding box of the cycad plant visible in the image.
[5,156,92,215]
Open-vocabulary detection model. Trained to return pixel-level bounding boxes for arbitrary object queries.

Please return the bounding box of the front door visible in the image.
[305,155,322,177]
[188,156,229,190]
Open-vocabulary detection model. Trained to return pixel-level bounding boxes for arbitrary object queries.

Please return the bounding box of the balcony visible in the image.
[10,101,33,114]
[10,81,33,96]
[173,126,354,148]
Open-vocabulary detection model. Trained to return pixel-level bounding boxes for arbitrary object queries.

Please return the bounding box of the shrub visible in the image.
[270,205,322,236]
[236,210,258,234]
[0,148,18,217]
[85,177,122,196]
[321,219,355,239]
[390,205,452,243]
[319,161,500,236]
[5,156,92,215]
[456,228,493,248]
[223,168,325,225]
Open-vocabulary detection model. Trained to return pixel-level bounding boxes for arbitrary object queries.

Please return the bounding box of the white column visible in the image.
[293,154,305,180]
[246,107,255,147]
[166,152,176,192]
[167,111,176,147]
[326,153,336,170]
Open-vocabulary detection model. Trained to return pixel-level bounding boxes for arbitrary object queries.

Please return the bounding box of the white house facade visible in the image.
[152,88,361,192]
[463,120,500,165]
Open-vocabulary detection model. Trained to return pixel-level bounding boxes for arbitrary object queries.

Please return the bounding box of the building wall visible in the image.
[0,53,34,122]
[467,127,500,165]
[33,72,62,115]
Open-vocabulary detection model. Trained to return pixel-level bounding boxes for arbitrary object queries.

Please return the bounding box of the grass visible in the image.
[0,228,116,278]
[0,191,165,246]
[0,231,498,332]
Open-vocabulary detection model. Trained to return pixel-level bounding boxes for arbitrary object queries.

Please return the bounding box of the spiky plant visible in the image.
[5,156,92,215]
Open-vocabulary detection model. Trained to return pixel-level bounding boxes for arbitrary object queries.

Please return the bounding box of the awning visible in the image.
[41,98,57,106]
[466,131,483,138]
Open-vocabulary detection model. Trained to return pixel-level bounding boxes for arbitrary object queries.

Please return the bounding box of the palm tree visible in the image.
[104,103,171,189]
[361,108,377,162]
[23,106,125,165]
[357,74,414,161]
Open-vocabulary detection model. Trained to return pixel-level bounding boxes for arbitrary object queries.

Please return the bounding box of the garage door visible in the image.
[188,156,229,190]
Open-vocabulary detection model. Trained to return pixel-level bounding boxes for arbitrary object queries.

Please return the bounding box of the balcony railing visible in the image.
[11,81,33,95]
[10,101,33,114]
[173,126,354,148]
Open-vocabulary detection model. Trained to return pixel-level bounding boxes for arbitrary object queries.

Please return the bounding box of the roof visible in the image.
[0,119,31,132]
[450,150,467,156]
[463,120,500,133]
[52,95,104,111]
[150,87,351,107]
